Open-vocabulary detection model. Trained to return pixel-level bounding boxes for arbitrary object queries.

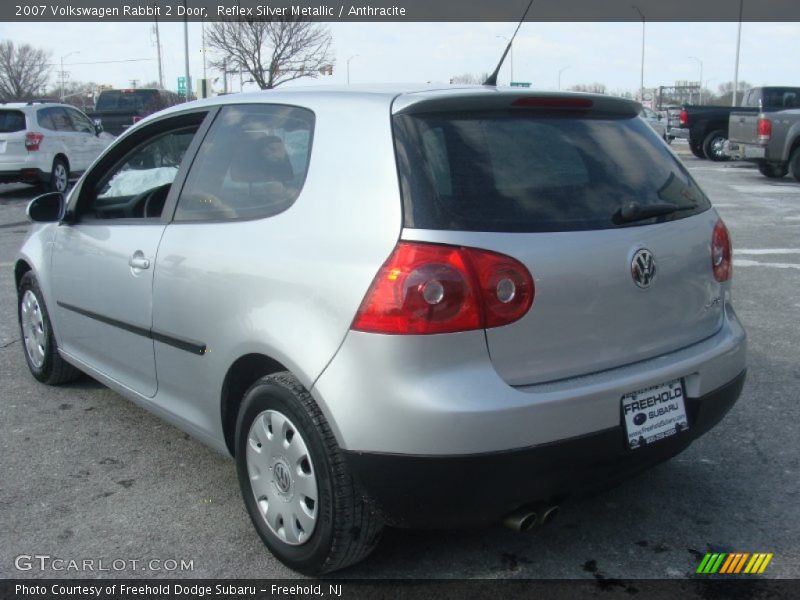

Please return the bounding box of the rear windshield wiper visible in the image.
[614,201,698,224]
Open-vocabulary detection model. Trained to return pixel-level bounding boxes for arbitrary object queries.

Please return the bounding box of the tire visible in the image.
[690,141,706,159]
[49,157,69,193]
[702,130,730,162]
[757,162,788,179]
[235,372,383,575]
[789,147,800,183]
[18,272,81,385]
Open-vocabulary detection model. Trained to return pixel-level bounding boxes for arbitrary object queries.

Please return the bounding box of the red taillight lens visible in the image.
[711,220,732,282]
[757,116,772,143]
[25,132,44,151]
[351,242,535,335]
[679,109,688,126]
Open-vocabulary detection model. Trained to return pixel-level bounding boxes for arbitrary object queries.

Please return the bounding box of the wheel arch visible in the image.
[14,259,33,292]
[220,353,291,456]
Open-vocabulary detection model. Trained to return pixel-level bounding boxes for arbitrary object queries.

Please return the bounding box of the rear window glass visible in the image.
[96,90,164,112]
[0,110,26,132]
[393,111,710,232]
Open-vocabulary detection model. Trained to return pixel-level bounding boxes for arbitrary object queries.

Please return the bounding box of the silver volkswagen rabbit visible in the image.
[16,87,746,574]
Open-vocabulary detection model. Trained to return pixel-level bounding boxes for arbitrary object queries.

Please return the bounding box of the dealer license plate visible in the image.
[622,379,688,450]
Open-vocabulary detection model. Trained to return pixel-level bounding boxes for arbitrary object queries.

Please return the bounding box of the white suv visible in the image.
[0,102,111,192]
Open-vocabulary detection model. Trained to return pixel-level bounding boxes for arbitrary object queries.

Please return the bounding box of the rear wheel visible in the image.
[18,272,81,385]
[49,157,69,193]
[703,130,730,162]
[690,140,706,158]
[758,162,788,179]
[789,147,800,183]
[235,372,383,574]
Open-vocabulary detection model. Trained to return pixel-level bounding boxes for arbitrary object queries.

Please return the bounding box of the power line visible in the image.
[46,58,154,66]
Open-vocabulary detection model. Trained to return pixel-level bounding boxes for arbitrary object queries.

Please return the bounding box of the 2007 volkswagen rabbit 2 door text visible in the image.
[16,87,747,574]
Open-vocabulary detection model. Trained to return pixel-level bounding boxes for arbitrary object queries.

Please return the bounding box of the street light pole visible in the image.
[632,5,645,102]
[183,0,191,101]
[558,66,571,90]
[689,56,703,104]
[732,0,743,106]
[59,51,79,102]
[346,55,359,85]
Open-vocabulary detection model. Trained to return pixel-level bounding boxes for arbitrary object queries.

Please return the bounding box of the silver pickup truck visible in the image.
[728,107,800,180]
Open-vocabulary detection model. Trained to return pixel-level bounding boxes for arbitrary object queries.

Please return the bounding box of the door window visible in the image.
[66,108,96,134]
[37,107,74,132]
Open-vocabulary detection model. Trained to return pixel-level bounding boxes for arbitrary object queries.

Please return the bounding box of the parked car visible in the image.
[87,88,182,136]
[675,86,800,161]
[728,107,800,180]
[639,106,668,142]
[0,102,111,192]
[16,88,747,575]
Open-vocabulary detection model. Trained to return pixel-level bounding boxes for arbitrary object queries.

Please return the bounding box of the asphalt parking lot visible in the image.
[1,144,799,580]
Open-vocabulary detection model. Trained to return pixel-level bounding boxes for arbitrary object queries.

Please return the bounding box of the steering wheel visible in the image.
[143,183,172,218]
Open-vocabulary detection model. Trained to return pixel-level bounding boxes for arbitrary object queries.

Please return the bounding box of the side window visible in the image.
[66,108,95,134]
[37,108,58,131]
[48,108,75,132]
[85,127,198,220]
[174,104,315,222]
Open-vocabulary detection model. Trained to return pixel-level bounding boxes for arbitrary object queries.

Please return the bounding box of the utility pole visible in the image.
[154,9,164,88]
[558,65,570,90]
[222,58,228,94]
[59,51,79,102]
[346,55,359,85]
[732,0,743,107]
[183,0,191,101]
[689,56,703,104]
[201,19,207,81]
[632,5,646,102]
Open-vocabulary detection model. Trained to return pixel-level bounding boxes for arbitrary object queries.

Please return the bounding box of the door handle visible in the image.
[129,253,151,270]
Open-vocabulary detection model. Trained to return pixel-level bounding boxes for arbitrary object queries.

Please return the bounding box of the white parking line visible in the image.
[733,259,800,270]
[729,185,800,194]
[737,249,800,255]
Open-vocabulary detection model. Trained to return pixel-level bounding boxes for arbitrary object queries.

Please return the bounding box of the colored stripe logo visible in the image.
[696,552,773,574]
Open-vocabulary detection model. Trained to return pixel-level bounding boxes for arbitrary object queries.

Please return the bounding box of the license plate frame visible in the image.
[621,379,688,450]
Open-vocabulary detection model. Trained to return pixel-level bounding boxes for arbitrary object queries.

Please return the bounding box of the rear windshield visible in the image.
[0,110,26,133]
[393,111,711,232]
[96,90,161,112]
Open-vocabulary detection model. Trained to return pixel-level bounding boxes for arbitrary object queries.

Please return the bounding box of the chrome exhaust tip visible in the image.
[538,504,560,526]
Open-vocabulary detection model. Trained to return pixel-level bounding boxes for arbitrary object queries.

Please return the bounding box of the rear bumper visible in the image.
[344,369,746,528]
[727,142,774,163]
[0,168,47,184]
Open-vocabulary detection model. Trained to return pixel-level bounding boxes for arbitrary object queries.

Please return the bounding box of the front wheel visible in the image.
[18,272,81,385]
[703,130,730,162]
[758,162,788,179]
[235,372,383,575]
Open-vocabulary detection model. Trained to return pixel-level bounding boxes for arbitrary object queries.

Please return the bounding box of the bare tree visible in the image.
[207,17,334,89]
[568,82,607,94]
[449,73,489,85]
[0,41,52,101]
[44,80,99,109]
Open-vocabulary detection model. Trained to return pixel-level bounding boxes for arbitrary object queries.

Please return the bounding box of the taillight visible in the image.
[351,241,535,335]
[711,220,732,282]
[679,109,688,126]
[25,132,44,151]
[757,116,772,143]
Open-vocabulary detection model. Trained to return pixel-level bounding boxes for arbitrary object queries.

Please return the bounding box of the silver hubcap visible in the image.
[246,410,318,546]
[21,290,47,368]
[711,138,725,157]
[53,163,67,192]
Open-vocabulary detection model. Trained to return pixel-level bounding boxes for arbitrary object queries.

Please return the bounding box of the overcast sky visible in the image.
[1,21,798,95]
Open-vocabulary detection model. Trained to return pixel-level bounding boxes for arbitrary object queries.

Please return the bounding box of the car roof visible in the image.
[0,102,75,109]
[142,84,640,126]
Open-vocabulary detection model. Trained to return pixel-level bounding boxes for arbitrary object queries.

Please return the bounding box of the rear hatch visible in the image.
[393,92,724,385]
[728,111,760,145]
[0,109,28,164]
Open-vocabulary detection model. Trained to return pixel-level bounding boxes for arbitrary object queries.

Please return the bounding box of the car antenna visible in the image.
[483,0,534,87]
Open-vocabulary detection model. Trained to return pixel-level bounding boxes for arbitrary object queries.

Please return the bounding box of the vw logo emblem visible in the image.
[273,461,292,494]
[631,249,656,288]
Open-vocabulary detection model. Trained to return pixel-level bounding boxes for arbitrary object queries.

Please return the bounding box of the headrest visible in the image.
[229,134,294,184]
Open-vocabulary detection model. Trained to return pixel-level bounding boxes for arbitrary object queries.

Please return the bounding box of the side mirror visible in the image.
[27,192,65,223]
[93,119,104,135]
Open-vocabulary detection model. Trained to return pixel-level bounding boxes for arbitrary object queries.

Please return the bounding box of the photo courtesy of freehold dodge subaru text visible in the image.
[15,85,746,574]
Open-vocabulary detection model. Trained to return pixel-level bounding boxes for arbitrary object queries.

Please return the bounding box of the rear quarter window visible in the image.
[174,104,314,222]
[393,110,711,233]
[0,110,26,132]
